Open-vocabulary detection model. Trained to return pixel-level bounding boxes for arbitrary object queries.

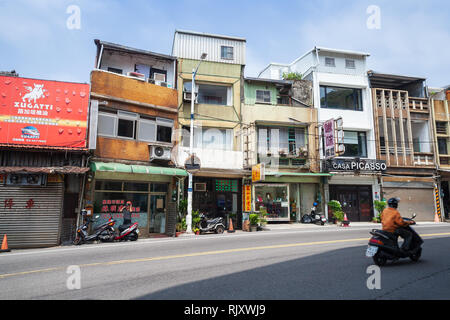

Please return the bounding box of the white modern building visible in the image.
[259,47,382,221]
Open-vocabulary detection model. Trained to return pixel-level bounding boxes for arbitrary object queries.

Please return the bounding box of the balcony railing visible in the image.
[413,152,434,166]
[409,97,429,112]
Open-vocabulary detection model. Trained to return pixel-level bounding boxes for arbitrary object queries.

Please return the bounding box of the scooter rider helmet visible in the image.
[387,197,400,209]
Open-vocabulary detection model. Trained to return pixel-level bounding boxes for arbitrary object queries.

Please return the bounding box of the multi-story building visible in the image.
[172,30,247,228]
[368,71,438,221]
[241,76,329,222]
[85,40,188,238]
[260,47,383,222]
[431,85,450,221]
[0,72,91,248]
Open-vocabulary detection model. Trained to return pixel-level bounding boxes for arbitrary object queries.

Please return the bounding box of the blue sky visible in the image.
[0,0,449,87]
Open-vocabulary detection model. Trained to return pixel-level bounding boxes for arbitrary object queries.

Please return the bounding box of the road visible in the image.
[1,223,450,301]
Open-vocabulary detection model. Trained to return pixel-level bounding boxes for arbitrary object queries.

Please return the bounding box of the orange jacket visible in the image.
[380,207,411,233]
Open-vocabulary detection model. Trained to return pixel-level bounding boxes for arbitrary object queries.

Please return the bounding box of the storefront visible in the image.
[190,177,242,229]
[251,171,331,222]
[323,158,384,222]
[88,162,187,237]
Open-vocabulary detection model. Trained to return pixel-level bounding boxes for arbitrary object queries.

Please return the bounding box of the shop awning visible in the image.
[0,166,89,174]
[90,162,188,177]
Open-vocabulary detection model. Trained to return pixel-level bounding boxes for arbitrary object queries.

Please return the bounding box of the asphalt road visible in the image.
[1,223,450,300]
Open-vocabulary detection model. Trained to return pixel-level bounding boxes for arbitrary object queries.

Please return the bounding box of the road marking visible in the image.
[3,224,448,259]
[1,232,450,280]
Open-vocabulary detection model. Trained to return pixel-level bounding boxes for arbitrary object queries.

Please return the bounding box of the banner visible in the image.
[0,76,90,148]
[243,184,252,212]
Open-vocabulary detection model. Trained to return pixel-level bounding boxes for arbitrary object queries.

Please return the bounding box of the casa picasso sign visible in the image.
[323,159,387,173]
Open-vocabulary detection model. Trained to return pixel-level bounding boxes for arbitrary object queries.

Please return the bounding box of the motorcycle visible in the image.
[198,213,226,234]
[73,211,116,245]
[301,203,327,225]
[366,213,423,266]
[115,222,139,241]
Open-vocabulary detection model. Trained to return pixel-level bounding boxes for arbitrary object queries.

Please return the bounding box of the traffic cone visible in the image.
[342,214,350,227]
[0,234,10,253]
[227,218,235,233]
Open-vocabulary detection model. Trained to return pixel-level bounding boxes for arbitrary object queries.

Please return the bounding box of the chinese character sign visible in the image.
[0,76,90,148]
[243,185,252,212]
[324,119,335,159]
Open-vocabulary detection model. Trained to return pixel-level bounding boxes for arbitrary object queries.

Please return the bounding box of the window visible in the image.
[438,138,448,155]
[256,90,271,104]
[97,109,173,143]
[325,57,335,67]
[258,127,307,156]
[320,86,363,111]
[341,131,367,158]
[185,81,232,106]
[221,46,234,60]
[254,184,289,219]
[345,59,356,69]
[107,67,123,74]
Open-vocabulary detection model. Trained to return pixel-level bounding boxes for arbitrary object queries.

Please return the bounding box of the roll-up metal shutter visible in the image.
[383,187,435,221]
[0,182,63,248]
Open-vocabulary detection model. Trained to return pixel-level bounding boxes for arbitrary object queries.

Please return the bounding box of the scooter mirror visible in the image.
[411,213,416,219]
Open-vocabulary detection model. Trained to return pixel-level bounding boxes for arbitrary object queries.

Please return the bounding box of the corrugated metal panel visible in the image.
[173,32,246,65]
[0,183,63,248]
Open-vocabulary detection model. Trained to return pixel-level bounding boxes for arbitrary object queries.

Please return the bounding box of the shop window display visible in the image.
[254,184,289,219]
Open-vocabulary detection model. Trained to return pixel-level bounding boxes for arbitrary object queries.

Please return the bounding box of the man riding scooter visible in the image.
[380,197,415,252]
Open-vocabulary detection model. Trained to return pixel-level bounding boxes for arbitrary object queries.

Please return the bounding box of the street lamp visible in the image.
[186,52,207,234]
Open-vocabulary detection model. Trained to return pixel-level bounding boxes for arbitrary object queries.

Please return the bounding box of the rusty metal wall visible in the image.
[0,182,63,248]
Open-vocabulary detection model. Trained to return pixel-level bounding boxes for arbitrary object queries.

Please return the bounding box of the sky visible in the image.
[0,0,449,87]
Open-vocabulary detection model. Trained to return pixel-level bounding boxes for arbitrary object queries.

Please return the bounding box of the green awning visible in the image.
[90,162,188,177]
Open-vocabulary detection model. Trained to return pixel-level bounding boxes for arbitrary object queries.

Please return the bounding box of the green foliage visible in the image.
[249,213,260,226]
[180,210,201,231]
[177,198,188,222]
[259,207,268,225]
[282,72,303,81]
[374,200,386,215]
[328,200,345,222]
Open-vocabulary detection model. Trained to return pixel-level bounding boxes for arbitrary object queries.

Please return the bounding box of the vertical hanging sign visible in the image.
[324,119,335,159]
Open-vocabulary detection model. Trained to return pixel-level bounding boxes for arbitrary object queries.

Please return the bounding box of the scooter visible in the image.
[115,222,139,241]
[366,213,424,266]
[301,203,327,225]
[198,213,226,234]
[73,211,116,245]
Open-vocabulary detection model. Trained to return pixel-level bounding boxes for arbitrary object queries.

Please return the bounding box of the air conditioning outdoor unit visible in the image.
[149,145,172,161]
[127,72,146,80]
[194,183,207,192]
[183,91,192,101]
[147,78,156,84]
[6,173,46,186]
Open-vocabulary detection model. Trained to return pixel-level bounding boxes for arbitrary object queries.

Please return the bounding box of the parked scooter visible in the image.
[366,213,423,266]
[301,202,327,225]
[115,222,139,241]
[198,213,226,234]
[73,210,116,245]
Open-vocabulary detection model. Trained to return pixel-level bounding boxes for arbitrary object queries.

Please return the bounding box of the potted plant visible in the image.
[249,213,260,232]
[328,200,345,225]
[259,207,268,229]
[373,200,386,223]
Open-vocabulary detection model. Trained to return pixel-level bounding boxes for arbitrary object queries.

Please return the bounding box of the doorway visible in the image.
[149,194,166,234]
[329,185,373,222]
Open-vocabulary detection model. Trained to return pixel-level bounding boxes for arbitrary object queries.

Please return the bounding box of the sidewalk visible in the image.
[264,221,448,231]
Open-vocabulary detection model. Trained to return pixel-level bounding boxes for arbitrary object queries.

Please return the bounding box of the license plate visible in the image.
[366,245,378,257]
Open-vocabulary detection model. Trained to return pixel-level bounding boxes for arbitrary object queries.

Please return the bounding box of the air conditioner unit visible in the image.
[127,72,146,80]
[6,173,46,186]
[147,78,156,84]
[183,91,192,101]
[159,81,168,87]
[150,145,172,161]
[194,183,207,192]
